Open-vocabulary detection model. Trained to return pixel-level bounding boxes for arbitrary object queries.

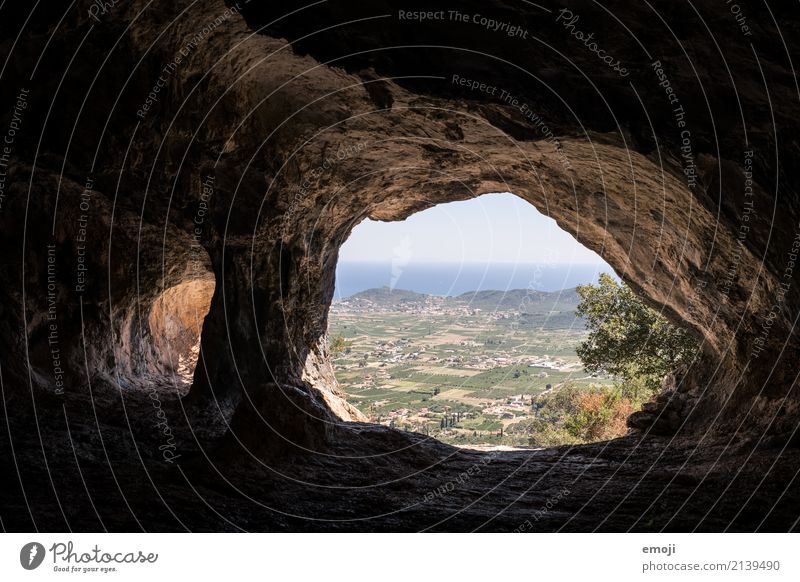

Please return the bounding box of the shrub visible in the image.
[525,383,633,445]
[329,334,348,355]
[576,273,698,396]
[564,387,634,442]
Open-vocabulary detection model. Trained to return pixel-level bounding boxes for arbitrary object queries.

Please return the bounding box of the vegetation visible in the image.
[328,288,599,446]
[576,273,698,400]
[329,334,348,355]
[329,276,698,447]
[513,383,635,446]
[518,276,698,445]
[511,274,698,446]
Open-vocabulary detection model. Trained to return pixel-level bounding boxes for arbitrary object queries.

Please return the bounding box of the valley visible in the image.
[328,286,614,446]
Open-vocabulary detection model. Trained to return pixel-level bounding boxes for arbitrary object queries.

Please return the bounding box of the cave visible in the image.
[1,0,800,532]
[148,277,215,389]
[329,192,629,445]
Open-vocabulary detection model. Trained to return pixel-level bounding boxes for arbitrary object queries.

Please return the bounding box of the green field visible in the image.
[328,287,614,446]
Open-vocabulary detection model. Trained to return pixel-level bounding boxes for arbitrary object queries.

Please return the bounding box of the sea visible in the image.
[333,262,615,299]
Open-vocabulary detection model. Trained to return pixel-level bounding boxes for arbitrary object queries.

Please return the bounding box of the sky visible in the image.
[339,192,612,267]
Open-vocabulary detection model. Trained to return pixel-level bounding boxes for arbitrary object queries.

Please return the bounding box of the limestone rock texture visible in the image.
[1,0,799,531]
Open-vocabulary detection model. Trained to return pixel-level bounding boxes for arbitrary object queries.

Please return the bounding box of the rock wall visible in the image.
[1,0,799,459]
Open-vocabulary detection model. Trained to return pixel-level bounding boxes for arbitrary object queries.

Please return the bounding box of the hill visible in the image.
[341,286,430,308]
[337,286,582,314]
[455,288,581,313]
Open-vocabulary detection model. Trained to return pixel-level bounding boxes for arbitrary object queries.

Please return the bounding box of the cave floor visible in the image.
[2,384,799,532]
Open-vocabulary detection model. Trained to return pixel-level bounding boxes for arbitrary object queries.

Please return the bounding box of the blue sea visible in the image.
[334,262,614,299]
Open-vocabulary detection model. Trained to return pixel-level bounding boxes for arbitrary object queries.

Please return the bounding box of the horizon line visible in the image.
[336,260,612,267]
[333,285,586,299]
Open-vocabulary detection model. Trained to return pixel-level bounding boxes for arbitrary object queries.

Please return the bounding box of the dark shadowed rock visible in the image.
[1,0,799,531]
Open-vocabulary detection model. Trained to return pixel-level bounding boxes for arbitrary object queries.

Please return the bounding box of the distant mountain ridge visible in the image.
[337,286,582,313]
[457,288,581,312]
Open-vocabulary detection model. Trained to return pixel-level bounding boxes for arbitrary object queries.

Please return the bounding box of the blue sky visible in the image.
[339,192,612,267]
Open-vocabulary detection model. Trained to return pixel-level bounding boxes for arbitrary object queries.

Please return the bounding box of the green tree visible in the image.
[576,273,697,399]
[329,334,347,355]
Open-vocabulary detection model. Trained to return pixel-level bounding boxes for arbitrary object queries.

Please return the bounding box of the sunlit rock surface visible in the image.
[0,0,799,531]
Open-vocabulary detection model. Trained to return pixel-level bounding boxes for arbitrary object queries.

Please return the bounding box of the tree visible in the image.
[329,334,347,355]
[576,273,697,399]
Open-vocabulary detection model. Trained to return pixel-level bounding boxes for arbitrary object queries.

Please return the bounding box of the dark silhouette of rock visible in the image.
[1,0,799,531]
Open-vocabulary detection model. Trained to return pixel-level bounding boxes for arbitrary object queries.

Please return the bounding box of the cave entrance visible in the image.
[145,274,215,393]
[328,192,632,448]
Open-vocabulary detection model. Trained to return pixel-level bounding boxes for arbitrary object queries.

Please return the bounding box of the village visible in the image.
[328,288,609,445]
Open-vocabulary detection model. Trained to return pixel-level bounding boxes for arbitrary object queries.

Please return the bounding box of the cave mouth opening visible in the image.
[144,274,215,395]
[326,192,639,449]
